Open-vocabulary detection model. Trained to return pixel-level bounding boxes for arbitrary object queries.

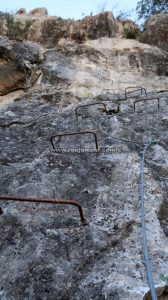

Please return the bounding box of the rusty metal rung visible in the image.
[125,86,147,99]
[0,195,87,225]
[75,103,107,122]
[50,131,99,151]
[134,98,160,111]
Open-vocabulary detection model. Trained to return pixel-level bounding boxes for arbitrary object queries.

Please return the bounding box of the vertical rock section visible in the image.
[0,37,43,95]
[139,14,168,52]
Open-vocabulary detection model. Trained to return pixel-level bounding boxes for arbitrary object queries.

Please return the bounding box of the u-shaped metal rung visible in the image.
[125,86,147,99]
[0,195,87,225]
[50,131,99,151]
[134,97,160,111]
[75,103,107,122]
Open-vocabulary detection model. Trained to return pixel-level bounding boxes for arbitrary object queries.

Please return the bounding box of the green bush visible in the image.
[0,11,33,41]
[0,12,9,35]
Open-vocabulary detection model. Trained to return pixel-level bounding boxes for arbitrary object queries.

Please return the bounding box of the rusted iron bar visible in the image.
[0,195,87,225]
[75,103,107,122]
[125,86,147,99]
[50,131,99,150]
[125,87,147,99]
[102,89,115,95]
[134,98,160,112]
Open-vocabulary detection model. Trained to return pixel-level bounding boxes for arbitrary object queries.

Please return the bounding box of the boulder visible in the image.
[40,12,119,46]
[12,40,42,63]
[0,37,42,95]
[139,13,168,52]
[13,11,119,46]
[28,7,48,17]
[120,20,141,39]
[16,8,27,15]
[144,286,168,299]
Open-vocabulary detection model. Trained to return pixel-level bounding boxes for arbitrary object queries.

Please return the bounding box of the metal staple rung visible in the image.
[125,86,143,91]
[0,196,87,225]
[75,103,107,122]
[134,98,160,111]
[50,131,99,151]
[125,86,147,99]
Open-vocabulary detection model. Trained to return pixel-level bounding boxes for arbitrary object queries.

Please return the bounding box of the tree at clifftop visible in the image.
[136,0,168,20]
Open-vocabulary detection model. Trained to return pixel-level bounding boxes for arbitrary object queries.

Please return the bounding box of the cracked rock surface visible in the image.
[0,87,167,299]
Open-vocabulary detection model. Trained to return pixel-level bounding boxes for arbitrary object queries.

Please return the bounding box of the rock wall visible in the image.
[1,8,168,54]
[139,14,168,53]
[0,7,168,300]
[42,38,168,97]
[0,86,167,299]
[1,36,167,98]
[8,9,137,48]
[14,11,119,47]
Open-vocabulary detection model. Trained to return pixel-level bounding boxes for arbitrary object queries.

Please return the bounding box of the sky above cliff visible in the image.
[0,0,138,19]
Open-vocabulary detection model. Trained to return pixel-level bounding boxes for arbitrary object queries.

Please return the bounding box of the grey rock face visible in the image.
[0,26,168,300]
[0,38,42,96]
[0,86,167,299]
[12,41,42,64]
